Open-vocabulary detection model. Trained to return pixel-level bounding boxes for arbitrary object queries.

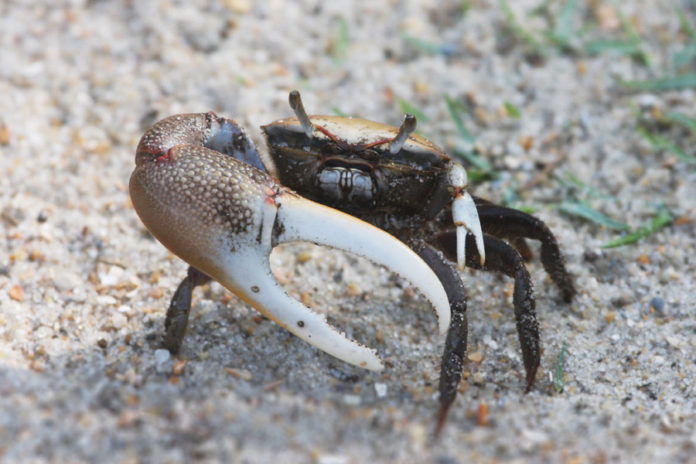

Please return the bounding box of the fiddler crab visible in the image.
[130,90,575,436]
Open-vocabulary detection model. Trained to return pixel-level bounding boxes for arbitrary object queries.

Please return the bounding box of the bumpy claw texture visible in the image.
[130,113,451,371]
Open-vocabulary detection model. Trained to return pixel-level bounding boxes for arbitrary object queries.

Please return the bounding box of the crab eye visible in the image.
[388,114,417,154]
[289,90,315,138]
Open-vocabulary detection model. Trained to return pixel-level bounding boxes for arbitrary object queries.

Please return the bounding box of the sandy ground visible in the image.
[1,1,695,463]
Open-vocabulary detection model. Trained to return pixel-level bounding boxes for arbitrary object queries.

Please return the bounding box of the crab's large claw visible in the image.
[130,114,450,371]
[448,163,485,270]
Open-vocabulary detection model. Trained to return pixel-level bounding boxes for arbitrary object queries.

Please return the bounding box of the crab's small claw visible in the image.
[130,114,450,371]
[448,163,485,269]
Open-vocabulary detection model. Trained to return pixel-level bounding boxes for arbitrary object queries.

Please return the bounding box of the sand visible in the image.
[1,1,695,462]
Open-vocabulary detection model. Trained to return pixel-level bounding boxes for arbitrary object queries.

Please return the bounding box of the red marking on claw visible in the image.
[156,146,182,163]
[156,150,173,163]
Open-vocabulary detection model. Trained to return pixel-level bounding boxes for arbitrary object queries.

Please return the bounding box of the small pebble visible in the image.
[477,402,488,426]
[149,287,164,299]
[110,313,127,329]
[317,455,348,464]
[649,297,665,316]
[0,126,9,145]
[154,349,172,374]
[54,273,81,292]
[172,360,187,375]
[225,367,253,380]
[343,394,361,406]
[374,382,387,398]
[223,0,252,14]
[9,284,23,301]
[345,283,362,297]
[154,349,171,365]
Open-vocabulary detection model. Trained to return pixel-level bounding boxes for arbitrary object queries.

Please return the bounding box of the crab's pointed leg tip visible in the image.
[433,403,451,440]
[524,370,537,393]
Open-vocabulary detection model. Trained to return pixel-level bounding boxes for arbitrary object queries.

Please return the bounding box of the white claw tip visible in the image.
[452,191,485,271]
[448,163,468,190]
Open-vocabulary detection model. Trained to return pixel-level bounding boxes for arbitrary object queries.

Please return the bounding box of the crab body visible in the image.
[264,115,448,216]
[130,92,575,438]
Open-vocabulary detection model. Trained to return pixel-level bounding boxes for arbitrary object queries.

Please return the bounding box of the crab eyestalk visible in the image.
[130,113,451,371]
[388,114,417,154]
[289,90,315,138]
[448,163,485,269]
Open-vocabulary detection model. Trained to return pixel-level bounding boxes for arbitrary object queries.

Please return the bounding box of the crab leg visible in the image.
[130,114,450,370]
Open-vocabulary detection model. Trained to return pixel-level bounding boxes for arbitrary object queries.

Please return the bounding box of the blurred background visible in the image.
[1,1,695,462]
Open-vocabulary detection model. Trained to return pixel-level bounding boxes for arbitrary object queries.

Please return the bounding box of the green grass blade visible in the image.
[332,18,349,65]
[499,0,547,57]
[442,94,498,175]
[673,45,696,70]
[638,126,696,163]
[602,209,673,248]
[461,0,472,15]
[558,201,630,231]
[452,143,495,172]
[466,169,499,183]
[676,7,696,41]
[621,73,696,91]
[400,32,448,55]
[443,94,475,143]
[559,172,616,200]
[585,39,644,57]
[397,98,429,123]
[665,111,696,133]
[618,9,649,65]
[549,0,579,49]
[504,102,521,119]
[330,106,349,118]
